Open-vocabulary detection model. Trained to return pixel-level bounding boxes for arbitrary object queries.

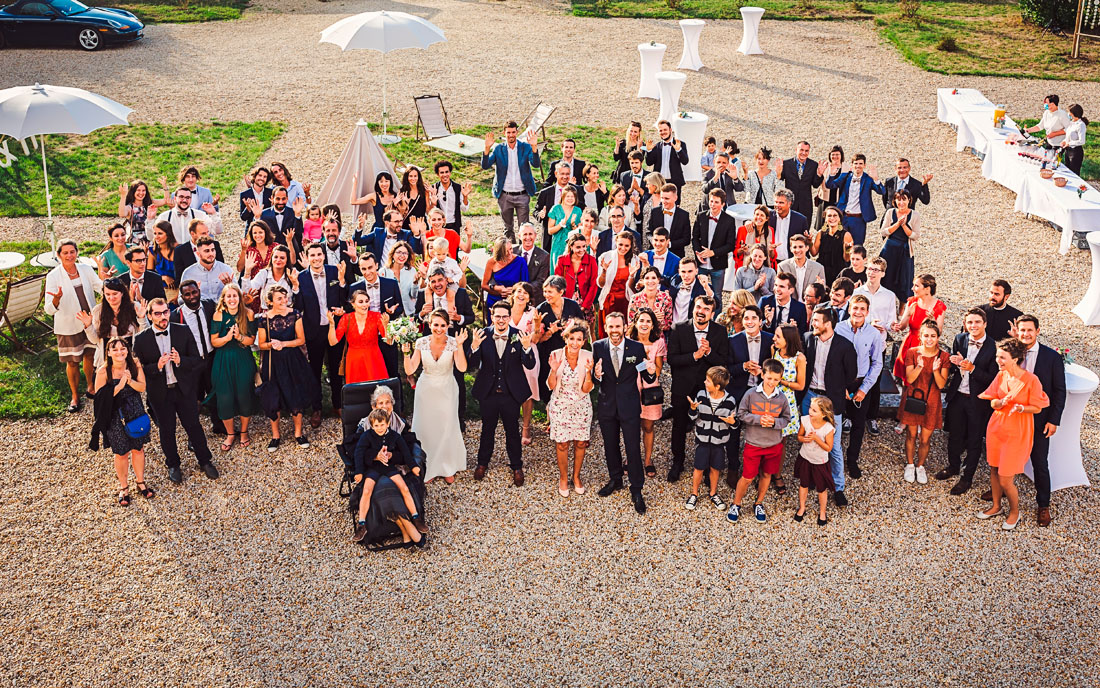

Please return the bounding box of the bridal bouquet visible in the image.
[387,316,421,347]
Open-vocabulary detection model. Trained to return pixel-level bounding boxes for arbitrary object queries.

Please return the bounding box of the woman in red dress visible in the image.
[596,230,639,337]
[891,273,946,380]
[328,290,390,384]
[734,205,777,270]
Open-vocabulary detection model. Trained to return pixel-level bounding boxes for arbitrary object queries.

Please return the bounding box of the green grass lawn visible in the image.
[573,0,1100,81]
[0,240,106,419]
[377,123,622,215]
[116,0,247,23]
[1018,118,1099,180]
[0,121,283,218]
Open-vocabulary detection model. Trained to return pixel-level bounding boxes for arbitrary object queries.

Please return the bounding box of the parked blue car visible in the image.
[0,0,143,50]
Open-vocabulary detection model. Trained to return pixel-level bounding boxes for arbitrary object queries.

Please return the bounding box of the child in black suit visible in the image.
[351,409,423,542]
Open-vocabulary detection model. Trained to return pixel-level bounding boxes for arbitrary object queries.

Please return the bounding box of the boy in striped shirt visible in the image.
[685,366,739,511]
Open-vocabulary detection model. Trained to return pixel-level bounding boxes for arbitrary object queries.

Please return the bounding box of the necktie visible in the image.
[193,309,208,357]
[612,346,621,375]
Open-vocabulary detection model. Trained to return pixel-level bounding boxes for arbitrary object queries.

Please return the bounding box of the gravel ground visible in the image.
[3,1,1100,685]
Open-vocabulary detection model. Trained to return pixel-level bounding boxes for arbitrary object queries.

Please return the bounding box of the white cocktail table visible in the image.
[672,111,709,183]
[1025,363,1097,492]
[738,7,765,55]
[677,19,705,71]
[655,71,686,127]
[637,42,667,99]
[1073,231,1100,325]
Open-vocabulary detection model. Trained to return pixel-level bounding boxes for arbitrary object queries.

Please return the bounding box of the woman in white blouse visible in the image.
[1061,104,1088,177]
[381,240,422,315]
[595,230,640,337]
[44,240,104,412]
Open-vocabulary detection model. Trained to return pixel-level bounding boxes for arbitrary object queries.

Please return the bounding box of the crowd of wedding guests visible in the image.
[52,116,1069,543]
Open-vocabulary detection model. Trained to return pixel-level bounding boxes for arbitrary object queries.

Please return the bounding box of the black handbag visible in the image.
[641,385,664,407]
[903,377,932,416]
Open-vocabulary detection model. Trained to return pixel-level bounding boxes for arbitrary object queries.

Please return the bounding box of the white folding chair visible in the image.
[0,273,50,353]
[414,94,453,141]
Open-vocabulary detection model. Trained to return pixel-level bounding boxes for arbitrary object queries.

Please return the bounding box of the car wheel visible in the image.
[77,28,100,51]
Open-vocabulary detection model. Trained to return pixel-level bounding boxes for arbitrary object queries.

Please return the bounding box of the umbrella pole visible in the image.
[41,135,55,252]
[375,53,400,145]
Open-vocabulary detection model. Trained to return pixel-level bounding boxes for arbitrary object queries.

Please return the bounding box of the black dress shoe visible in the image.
[632,492,647,515]
[834,490,848,507]
[597,480,623,497]
[201,463,219,480]
[660,407,673,420]
[934,467,959,481]
[847,462,862,479]
[667,465,682,483]
[949,478,972,496]
[168,467,183,484]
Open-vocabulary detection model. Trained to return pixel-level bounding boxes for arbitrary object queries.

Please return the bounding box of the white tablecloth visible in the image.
[936,88,993,128]
[1025,363,1096,492]
[672,112,708,183]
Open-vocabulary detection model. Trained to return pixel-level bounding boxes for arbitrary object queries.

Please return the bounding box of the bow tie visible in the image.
[680,283,692,291]
[709,216,720,222]
[664,210,674,216]
[155,330,169,337]
[366,282,379,289]
[747,336,761,344]
[494,333,509,342]
[968,338,982,347]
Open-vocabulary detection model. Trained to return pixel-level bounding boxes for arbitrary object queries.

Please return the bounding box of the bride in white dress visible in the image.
[404,310,469,483]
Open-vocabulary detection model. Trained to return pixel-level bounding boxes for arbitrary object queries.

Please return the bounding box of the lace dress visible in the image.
[257,311,315,419]
[411,335,467,481]
[775,353,801,437]
[546,348,594,443]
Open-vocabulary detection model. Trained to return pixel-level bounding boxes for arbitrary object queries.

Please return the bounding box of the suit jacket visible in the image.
[133,323,203,403]
[352,227,423,265]
[757,295,808,335]
[648,206,691,256]
[259,207,304,253]
[619,170,648,198]
[535,182,583,251]
[322,239,360,280]
[645,140,690,187]
[779,158,823,218]
[413,287,475,335]
[691,211,737,271]
[802,331,859,410]
[777,257,826,298]
[481,141,541,197]
[546,158,586,186]
[468,326,536,403]
[239,186,272,223]
[826,171,885,223]
[667,276,707,310]
[518,246,550,303]
[728,330,775,398]
[882,176,930,210]
[591,337,655,420]
[768,209,810,260]
[944,332,998,406]
[1031,344,1067,428]
[639,250,679,291]
[118,271,166,303]
[173,240,225,286]
[666,320,731,401]
[348,276,405,317]
[295,265,346,341]
[700,170,744,208]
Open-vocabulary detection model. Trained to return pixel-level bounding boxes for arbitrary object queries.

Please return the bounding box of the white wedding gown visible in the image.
[411,336,467,481]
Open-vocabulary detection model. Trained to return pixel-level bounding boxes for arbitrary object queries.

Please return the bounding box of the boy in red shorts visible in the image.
[728,358,791,524]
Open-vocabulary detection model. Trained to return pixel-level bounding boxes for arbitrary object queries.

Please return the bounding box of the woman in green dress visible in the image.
[99,222,130,278]
[547,186,582,269]
[209,283,259,450]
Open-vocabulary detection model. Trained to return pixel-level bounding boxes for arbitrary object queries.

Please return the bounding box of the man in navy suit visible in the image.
[668,257,712,326]
[758,273,808,335]
[635,227,679,292]
[469,302,537,486]
[647,183,691,256]
[545,138,585,186]
[824,153,884,246]
[349,253,404,378]
[296,244,348,425]
[353,210,423,266]
[701,153,744,208]
[937,307,998,496]
[482,121,541,241]
[118,245,166,304]
[619,150,648,217]
[239,166,271,224]
[535,163,583,251]
[645,120,689,201]
[593,311,657,514]
[1013,314,1067,527]
[259,186,304,259]
[595,208,641,257]
[768,190,810,263]
[692,188,737,288]
[667,295,730,483]
[725,305,774,487]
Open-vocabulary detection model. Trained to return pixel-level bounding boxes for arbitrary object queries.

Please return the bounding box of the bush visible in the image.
[937,36,959,51]
[899,0,920,19]
[1019,0,1077,30]
[666,0,683,11]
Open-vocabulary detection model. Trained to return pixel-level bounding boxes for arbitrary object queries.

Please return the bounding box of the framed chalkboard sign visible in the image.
[1072,0,1100,57]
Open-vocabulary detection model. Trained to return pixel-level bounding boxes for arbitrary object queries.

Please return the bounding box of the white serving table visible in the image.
[655,71,686,127]
[737,7,765,55]
[637,43,667,100]
[672,111,708,183]
[677,19,705,71]
[936,88,994,128]
[1024,363,1097,492]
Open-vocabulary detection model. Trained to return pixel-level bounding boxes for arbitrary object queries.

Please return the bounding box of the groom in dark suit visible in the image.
[593,311,656,514]
[468,302,536,486]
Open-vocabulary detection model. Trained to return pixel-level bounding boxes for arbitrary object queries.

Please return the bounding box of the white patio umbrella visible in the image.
[320,10,446,144]
[0,83,132,265]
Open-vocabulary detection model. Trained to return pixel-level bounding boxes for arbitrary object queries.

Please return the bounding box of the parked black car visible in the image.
[0,0,143,50]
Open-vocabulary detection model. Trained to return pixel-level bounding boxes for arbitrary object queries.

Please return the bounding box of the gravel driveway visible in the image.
[2,1,1100,685]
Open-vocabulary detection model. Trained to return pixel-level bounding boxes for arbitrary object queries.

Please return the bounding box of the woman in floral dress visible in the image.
[546,320,594,498]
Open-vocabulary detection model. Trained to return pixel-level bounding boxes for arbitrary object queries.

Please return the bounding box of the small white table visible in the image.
[0,252,26,272]
[726,203,758,225]
[655,71,687,127]
[738,7,765,55]
[1025,363,1097,492]
[1073,231,1100,325]
[677,19,705,71]
[637,43,667,100]
[672,111,708,183]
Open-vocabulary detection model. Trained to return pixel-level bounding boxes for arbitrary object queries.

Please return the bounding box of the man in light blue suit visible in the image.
[481,120,541,241]
[824,153,884,246]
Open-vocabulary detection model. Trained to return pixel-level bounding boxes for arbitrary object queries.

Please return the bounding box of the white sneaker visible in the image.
[904,464,915,483]
[915,466,928,484]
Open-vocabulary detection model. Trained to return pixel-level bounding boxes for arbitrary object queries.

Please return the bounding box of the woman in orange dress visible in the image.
[896,319,949,485]
[595,230,639,337]
[977,338,1050,530]
[328,290,390,384]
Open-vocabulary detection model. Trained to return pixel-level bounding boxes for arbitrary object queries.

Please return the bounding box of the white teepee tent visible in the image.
[315,120,396,223]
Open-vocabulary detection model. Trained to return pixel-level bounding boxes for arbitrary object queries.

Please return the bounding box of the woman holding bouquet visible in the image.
[328,290,390,384]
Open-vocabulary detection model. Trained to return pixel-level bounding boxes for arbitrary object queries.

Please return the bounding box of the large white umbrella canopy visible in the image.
[320,11,446,143]
[0,83,132,261]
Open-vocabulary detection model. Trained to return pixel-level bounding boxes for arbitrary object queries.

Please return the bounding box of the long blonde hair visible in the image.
[215,283,253,334]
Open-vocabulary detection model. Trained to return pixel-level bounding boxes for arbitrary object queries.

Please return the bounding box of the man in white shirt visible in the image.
[853,257,897,434]
[637,227,679,291]
[778,234,825,299]
[433,160,471,232]
[179,238,234,302]
[1025,94,1070,147]
[482,121,540,241]
[157,186,222,245]
[515,223,549,304]
[670,257,712,324]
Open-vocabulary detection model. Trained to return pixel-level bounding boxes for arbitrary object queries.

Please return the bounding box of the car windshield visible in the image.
[48,0,89,14]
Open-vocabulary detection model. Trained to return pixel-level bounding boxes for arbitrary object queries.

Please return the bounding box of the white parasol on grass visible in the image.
[320,10,446,144]
[0,83,132,265]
